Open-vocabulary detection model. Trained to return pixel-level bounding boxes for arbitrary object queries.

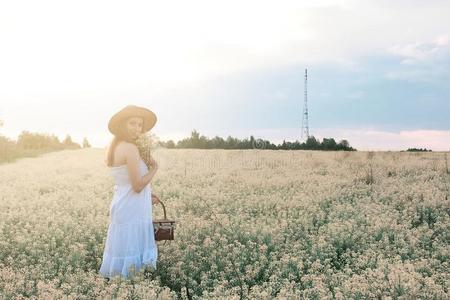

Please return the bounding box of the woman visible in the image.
[99,105,159,279]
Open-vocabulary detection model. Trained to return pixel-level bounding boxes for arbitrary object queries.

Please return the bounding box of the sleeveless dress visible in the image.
[99,159,158,278]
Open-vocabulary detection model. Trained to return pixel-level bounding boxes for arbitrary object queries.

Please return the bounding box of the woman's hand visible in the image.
[148,156,158,170]
[151,193,160,205]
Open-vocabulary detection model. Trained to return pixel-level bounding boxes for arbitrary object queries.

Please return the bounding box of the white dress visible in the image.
[99,159,158,278]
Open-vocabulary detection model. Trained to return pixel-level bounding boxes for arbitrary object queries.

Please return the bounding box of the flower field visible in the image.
[0,148,449,299]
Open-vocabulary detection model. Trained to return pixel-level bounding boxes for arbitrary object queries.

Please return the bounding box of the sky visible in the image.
[0,0,449,151]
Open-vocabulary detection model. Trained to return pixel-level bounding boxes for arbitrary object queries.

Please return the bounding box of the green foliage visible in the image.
[404,148,432,152]
[0,131,82,164]
[82,137,91,148]
[1,149,448,299]
[159,130,357,151]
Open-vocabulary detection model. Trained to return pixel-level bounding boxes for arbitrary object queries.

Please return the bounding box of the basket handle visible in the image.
[151,193,167,219]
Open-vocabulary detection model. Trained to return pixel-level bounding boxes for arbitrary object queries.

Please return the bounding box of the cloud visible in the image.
[435,34,450,46]
[385,34,450,82]
[388,34,450,64]
[1,0,449,94]
[1,0,450,150]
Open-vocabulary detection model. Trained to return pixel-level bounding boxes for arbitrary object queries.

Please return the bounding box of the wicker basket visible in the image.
[152,194,176,241]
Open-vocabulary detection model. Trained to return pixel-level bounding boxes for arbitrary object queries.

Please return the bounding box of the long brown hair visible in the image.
[105,118,137,167]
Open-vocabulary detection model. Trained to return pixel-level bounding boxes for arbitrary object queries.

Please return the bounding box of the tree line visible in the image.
[0,121,91,163]
[158,129,357,151]
[404,148,432,152]
[14,131,90,150]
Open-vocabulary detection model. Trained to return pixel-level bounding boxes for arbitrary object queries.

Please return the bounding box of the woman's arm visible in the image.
[125,143,158,193]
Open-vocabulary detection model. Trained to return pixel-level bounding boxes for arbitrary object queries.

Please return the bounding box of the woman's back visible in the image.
[110,141,131,168]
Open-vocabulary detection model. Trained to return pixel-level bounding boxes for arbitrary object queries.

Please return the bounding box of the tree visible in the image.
[305,136,320,149]
[226,135,238,149]
[322,138,337,150]
[250,136,255,149]
[82,137,91,148]
[0,135,16,162]
[63,135,73,146]
[164,140,176,148]
[199,134,209,149]
[62,134,81,149]
[207,136,224,149]
[338,139,349,148]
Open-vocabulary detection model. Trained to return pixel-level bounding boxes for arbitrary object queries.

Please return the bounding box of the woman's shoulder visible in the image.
[116,141,139,154]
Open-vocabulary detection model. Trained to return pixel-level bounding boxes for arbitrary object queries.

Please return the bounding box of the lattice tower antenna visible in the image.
[301,68,310,141]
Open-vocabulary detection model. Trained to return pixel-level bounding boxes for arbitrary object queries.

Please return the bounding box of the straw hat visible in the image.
[108,105,157,135]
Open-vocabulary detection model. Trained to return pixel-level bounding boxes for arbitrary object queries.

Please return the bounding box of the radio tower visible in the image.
[301,68,310,141]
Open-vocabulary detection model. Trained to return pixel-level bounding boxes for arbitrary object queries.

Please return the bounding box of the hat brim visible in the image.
[108,105,157,135]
